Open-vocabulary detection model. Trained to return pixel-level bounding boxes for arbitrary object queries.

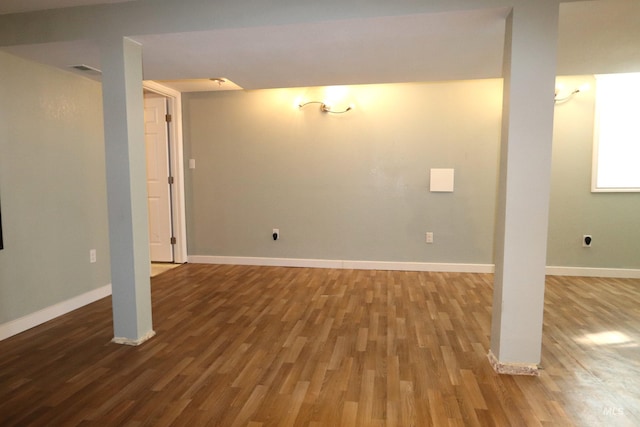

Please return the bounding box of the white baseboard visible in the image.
[545,266,640,279]
[342,260,494,273]
[189,255,640,279]
[0,284,112,341]
[188,255,343,269]
[187,255,494,273]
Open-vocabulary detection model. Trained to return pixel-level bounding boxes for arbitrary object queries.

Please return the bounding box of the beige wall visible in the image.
[0,51,110,324]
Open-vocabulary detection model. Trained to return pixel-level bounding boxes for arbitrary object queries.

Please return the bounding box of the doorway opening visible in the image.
[144,93,174,262]
[143,82,187,268]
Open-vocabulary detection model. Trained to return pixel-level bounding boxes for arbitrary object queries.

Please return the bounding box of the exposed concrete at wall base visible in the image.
[112,330,156,347]
[488,350,539,376]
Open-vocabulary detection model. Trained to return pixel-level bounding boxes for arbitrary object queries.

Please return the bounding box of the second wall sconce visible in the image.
[298,101,353,114]
[554,89,580,104]
[554,83,590,104]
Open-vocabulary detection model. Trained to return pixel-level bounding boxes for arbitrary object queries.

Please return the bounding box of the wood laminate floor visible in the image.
[151,263,182,278]
[0,264,639,426]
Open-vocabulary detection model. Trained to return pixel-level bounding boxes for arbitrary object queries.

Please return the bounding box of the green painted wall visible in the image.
[1,68,635,327]
[548,75,640,269]
[183,78,640,269]
[184,80,503,264]
[0,51,110,324]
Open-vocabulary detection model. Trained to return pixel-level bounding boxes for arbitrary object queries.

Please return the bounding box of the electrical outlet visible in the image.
[426,232,434,244]
[89,249,97,263]
[273,228,280,241]
[583,235,592,248]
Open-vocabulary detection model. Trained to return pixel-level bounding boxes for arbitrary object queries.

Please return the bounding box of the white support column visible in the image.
[489,3,559,375]
[101,36,155,345]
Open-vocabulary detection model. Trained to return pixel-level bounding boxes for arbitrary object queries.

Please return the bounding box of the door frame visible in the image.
[143,81,187,263]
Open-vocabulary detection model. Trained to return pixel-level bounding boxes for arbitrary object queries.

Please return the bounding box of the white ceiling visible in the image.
[137,9,509,90]
[1,0,639,92]
[1,7,509,91]
[0,0,135,15]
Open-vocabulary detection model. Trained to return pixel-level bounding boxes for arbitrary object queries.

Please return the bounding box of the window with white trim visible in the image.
[592,73,640,192]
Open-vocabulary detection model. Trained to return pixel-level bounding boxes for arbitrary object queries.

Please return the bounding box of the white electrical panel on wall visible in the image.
[430,168,455,192]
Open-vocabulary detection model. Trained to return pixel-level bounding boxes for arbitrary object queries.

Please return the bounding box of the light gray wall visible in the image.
[0,51,110,324]
[183,78,640,269]
[184,80,503,264]
[548,75,640,269]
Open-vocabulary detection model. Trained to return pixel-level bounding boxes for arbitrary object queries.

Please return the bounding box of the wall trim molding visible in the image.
[188,255,495,273]
[0,284,112,341]
[189,255,640,278]
[546,266,640,278]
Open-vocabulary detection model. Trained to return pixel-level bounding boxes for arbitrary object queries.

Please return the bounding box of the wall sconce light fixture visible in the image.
[554,88,580,104]
[298,101,353,114]
[554,83,590,104]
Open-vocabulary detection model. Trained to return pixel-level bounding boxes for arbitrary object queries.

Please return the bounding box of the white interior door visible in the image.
[144,94,174,262]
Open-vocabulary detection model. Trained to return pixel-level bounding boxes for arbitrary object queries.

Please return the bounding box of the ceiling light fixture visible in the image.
[210,78,226,86]
[298,101,353,114]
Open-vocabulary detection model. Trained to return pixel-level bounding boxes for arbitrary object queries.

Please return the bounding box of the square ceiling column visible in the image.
[490,2,559,374]
[100,36,154,345]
